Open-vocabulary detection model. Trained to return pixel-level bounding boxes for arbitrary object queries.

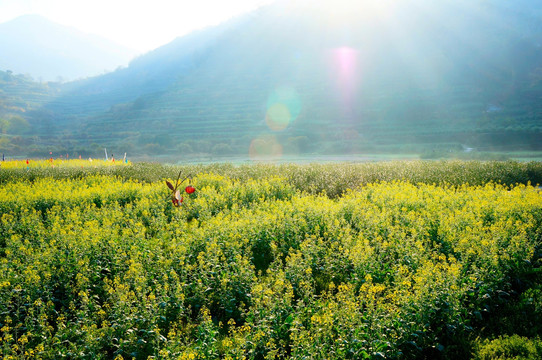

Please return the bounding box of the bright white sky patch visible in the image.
[0,0,275,53]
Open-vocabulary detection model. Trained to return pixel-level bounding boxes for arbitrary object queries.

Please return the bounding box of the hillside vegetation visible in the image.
[1,0,542,159]
[0,161,542,359]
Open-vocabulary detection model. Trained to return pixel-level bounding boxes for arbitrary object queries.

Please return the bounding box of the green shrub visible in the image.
[474,335,542,360]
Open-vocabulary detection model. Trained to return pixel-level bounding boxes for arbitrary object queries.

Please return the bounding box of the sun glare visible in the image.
[307,0,396,24]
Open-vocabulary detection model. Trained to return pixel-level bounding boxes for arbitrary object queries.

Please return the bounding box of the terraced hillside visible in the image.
[2,0,542,158]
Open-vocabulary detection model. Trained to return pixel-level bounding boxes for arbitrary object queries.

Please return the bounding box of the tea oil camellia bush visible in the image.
[0,160,542,359]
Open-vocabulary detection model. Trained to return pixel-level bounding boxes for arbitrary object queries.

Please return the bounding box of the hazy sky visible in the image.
[0,0,276,53]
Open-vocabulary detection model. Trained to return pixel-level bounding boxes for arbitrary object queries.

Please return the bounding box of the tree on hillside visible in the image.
[0,118,8,134]
[0,115,30,134]
[7,115,30,134]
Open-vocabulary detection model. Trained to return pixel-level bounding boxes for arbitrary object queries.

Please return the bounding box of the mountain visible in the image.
[0,15,138,82]
[2,0,542,159]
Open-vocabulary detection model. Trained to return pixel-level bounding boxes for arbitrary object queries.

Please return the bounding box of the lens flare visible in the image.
[249,135,283,161]
[265,87,302,131]
[266,103,291,131]
[329,46,360,119]
[331,46,359,91]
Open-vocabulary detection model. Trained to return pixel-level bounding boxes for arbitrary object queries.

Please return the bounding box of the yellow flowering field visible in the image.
[0,158,130,169]
[0,161,541,359]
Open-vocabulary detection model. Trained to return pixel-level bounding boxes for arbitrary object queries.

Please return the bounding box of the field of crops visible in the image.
[1,160,542,359]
